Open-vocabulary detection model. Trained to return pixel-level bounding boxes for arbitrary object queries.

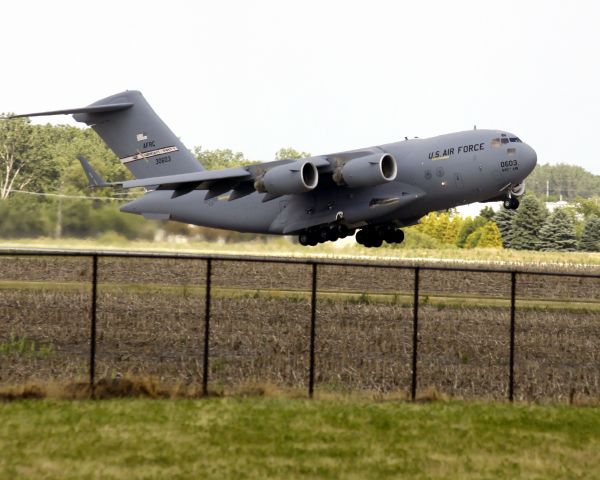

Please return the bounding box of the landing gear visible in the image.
[298,223,355,247]
[355,225,404,248]
[503,197,520,210]
[298,222,404,248]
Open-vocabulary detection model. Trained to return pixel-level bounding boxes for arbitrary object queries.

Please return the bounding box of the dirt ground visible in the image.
[1,255,599,402]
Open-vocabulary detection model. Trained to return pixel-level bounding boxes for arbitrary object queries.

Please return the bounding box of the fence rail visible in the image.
[1,248,600,401]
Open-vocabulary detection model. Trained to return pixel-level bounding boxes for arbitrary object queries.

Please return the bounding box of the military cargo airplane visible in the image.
[8,91,537,247]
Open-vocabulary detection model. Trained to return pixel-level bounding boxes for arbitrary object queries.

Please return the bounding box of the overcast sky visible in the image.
[2,0,599,174]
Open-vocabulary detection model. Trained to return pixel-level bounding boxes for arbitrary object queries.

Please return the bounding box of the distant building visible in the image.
[455,202,502,218]
[456,199,574,219]
[545,200,569,213]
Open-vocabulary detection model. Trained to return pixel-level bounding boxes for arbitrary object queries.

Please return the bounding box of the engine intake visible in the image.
[334,153,397,188]
[255,160,318,195]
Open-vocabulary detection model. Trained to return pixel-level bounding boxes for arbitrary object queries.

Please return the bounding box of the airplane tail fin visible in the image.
[12,91,204,180]
[74,91,204,179]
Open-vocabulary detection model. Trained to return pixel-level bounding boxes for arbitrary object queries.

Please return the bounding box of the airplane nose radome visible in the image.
[524,144,537,174]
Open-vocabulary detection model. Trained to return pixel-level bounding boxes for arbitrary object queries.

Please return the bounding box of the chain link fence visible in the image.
[1,249,599,402]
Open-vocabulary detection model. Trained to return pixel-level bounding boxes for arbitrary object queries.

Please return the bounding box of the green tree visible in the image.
[538,208,577,252]
[433,212,450,242]
[510,196,547,250]
[494,207,516,248]
[578,214,600,252]
[415,212,437,238]
[194,147,247,170]
[443,215,463,245]
[526,164,600,200]
[0,194,53,237]
[476,221,503,248]
[464,228,482,249]
[275,147,311,160]
[479,206,495,220]
[0,117,38,199]
[456,215,487,248]
[573,197,600,219]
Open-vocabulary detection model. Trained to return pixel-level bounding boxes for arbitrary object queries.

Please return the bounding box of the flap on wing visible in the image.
[118,168,251,189]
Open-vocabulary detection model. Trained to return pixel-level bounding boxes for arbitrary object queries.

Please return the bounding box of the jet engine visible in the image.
[333,153,397,188]
[255,160,318,195]
[511,182,526,197]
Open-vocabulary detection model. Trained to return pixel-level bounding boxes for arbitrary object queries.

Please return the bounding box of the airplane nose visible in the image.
[522,144,537,175]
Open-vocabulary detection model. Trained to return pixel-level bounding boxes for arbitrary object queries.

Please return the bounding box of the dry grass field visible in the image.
[1,254,599,403]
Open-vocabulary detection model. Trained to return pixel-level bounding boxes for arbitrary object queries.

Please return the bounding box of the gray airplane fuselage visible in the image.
[122,129,537,234]
[7,90,537,244]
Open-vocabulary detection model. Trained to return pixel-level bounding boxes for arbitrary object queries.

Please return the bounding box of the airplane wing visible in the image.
[79,148,394,201]
[80,159,254,199]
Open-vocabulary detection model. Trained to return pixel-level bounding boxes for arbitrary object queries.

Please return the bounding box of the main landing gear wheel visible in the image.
[503,197,520,210]
[298,224,355,247]
[355,225,405,248]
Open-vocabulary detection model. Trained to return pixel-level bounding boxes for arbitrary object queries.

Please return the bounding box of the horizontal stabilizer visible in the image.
[8,103,133,119]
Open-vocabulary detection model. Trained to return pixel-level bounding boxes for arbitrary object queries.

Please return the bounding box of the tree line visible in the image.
[525,163,600,201]
[405,199,600,252]
[0,119,599,251]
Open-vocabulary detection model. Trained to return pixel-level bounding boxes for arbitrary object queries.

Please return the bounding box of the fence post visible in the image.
[202,258,212,396]
[89,254,98,398]
[411,267,420,402]
[308,263,318,398]
[509,271,517,402]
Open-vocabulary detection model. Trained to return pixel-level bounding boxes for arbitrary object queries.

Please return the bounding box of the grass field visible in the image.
[3,236,600,269]
[1,397,599,479]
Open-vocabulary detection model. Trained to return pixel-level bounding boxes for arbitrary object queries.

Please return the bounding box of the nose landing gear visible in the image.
[503,197,520,210]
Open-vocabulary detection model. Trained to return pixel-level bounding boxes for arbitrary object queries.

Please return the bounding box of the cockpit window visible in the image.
[492,136,522,147]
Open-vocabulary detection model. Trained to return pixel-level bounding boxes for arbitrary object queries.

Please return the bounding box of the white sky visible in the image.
[2,0,599,174]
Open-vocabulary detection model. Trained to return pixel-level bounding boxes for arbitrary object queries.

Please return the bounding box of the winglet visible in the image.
[78,156,109,188]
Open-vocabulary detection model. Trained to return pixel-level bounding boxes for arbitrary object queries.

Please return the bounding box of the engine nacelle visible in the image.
[511,182,526,197]
[333,153,397,188]
[255,160,318,195]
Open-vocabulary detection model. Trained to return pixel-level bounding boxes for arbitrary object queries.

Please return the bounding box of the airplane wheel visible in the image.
[392,229,405,244]
[360,230,382,248]
[503,197,520,210]
[318,229,329,243]
[337,224,349,238]
[327,227,339,242]
[356,229,367,245]
[299,233,310,246]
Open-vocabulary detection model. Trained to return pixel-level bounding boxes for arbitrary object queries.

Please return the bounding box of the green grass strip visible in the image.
[1,398,599,479]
